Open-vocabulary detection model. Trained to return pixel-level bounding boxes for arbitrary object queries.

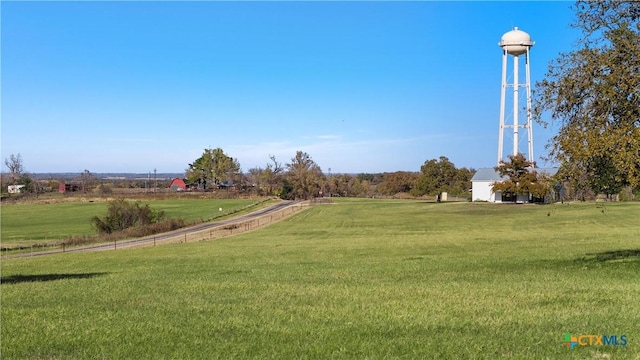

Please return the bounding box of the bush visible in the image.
[618,186,636,201]
[121,218,186,238]
[98,184,113,195]
[91,199,165,234]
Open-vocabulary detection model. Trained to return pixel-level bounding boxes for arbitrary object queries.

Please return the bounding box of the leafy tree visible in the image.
[587,154,625,199]
[413,156,473,196]
[321,173,375,198]
[324,174,341,196]
[326,173,359,197]
[324,174,338,196]
[556,161,593,201]
[377,171,418,195]
[533,1,640,190]
[357,173,383,197]
[349,177,371,197]
[285,151,324,200]
[356,173,376,182]
[186,148,241,190]
[492,153,550,201]
[357,173,384,185]
[280,179,294,200]
[452,167,475,194]
[414,156,456,196]
[18,174,36,193]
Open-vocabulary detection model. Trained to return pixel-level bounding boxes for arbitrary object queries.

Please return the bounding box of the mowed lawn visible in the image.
[1,199,639,359]
[0,198,266,245]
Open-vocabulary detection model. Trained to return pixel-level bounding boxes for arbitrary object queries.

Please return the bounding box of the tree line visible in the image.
[0,150,473,200]
[184,148,474,200]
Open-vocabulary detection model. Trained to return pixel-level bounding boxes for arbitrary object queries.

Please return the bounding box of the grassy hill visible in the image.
[0,198,269,247]
[2,199,639,358]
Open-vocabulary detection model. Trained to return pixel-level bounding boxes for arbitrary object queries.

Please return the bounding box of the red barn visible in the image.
[169,178,187,192]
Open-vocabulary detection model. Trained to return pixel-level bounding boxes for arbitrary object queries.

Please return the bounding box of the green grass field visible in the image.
[0,198,267,245]
[2,199,639,359]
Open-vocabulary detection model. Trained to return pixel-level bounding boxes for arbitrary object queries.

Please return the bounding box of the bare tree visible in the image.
[4,153,24,185]
[264,155,284,196]
[77,170,98,193]
[247,155,284,196]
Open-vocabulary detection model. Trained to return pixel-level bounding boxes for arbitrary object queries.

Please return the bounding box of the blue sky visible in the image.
[1,1,578,174]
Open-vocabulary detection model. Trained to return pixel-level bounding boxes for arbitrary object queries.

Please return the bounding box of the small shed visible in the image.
[59,183,81,193]
[169,178,187,192]
[471,168,504,202]
[471,167,559,203]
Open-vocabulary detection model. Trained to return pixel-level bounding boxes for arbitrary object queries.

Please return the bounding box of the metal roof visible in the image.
[471,167,559,182]
[536,168,559,176]
[471,168,504,182]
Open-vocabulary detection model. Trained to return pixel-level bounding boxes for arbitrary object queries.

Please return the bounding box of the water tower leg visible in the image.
[498,51,507,165]
[513,54,519,157]
[525,48,534,164]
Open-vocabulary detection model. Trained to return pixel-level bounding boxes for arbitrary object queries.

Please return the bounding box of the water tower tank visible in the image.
[499,27,533,56]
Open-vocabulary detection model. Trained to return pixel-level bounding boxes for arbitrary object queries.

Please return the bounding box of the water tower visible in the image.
[497,27,534,165]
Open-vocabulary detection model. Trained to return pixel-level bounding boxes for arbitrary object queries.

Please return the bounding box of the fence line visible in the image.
[175,202,306,244]
[2,202,308,258]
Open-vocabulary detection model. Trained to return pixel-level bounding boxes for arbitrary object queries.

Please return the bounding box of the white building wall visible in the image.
[472,181,498,202]
[473,182,536,203]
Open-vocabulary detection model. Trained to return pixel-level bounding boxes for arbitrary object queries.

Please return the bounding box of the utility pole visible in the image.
[154,168,157,197]
[326,167,331,198]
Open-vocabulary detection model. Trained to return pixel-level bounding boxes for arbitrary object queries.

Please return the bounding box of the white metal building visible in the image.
[471,168,504,202]
[471,168,558,203]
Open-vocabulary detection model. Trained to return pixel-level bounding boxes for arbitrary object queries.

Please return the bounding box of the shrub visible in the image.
[98,184,113,195]
[91,199,165,234]
[618,186,636,201]
[121,218,186,238]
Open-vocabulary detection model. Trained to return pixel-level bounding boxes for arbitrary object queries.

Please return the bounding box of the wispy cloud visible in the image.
[314,134,342,140]
[105,138,155,143]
